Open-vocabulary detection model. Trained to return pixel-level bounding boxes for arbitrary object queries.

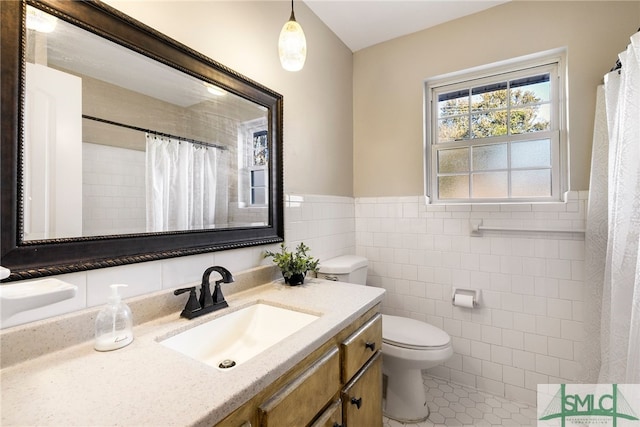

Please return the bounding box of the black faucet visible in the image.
[174,266,235,319]
[202,265,234,308]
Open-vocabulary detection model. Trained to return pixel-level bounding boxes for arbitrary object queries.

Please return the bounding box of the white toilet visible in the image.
[317,255,453,423]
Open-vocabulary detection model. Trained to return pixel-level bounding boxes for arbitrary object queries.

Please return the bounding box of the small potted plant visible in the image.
[264,242,320,286]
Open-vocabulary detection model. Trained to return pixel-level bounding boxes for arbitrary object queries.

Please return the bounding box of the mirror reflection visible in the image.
[23,5,269,241]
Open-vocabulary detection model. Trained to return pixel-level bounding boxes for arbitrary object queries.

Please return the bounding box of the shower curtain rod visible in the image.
[610,27,640,72]
[82,115,227,151]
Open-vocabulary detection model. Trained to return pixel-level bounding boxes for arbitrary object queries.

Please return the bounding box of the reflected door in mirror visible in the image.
[24,62,82,240]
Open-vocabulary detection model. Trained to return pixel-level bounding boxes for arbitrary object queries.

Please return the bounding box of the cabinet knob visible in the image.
[365,341,376,351]
[332,423,344,427]
[240,422,252,427]
[350,396,363,409]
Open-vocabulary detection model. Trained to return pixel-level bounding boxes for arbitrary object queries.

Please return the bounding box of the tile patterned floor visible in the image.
[383,374,537,426]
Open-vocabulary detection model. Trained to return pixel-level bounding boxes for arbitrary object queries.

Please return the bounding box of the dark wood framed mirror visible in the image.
[1,0,284,282]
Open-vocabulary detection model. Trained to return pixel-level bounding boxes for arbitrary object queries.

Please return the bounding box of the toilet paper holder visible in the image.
[451,288,480,308]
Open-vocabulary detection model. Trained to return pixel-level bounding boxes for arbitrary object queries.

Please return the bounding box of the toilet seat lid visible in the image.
[382,314,450,349]
[318,255,368,274]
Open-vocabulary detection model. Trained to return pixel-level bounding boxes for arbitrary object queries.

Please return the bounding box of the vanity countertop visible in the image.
[0,278,385,426]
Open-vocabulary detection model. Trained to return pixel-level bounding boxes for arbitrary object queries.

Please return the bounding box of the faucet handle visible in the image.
[212,281,229,307]
[174,287,200,317]
[174,286,196,296]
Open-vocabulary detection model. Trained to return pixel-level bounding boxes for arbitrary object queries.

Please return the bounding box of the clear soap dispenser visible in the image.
[94,284,134,351]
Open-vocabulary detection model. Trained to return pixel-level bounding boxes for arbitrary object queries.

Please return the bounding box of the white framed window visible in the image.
[248,130,268,206]
[424,51,567,203]
[237,119,269,208]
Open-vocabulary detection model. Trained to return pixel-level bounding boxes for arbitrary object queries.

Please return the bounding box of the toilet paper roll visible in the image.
[453,293,475,308]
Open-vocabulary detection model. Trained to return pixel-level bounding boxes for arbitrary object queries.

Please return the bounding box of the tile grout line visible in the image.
[383,374,537,426]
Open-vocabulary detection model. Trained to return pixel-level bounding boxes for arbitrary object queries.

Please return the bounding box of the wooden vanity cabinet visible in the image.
[340,313,382,381]
[341,352,382,427]
[310,399,343,427]
[258,347,340,426]
[216,305,382,427]
[339,313,383,427]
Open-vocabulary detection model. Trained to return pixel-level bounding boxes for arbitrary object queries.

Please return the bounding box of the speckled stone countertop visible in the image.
[0,276,385,426]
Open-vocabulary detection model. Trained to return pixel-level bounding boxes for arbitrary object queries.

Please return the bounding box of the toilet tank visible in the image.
[317,255,368,285]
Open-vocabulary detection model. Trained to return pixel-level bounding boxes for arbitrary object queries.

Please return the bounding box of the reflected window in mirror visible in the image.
[233,119,269,224]
[251,130,269,207]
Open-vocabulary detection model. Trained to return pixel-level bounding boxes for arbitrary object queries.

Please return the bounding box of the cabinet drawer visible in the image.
[258,346,340,426]
[310,399,343,427]
[341,352,382,427]
[340,313,381,382]
[216,401,257,427]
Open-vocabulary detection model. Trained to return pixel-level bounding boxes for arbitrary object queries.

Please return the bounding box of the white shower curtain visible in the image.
[585,31,640,384]
[146,134,217,232]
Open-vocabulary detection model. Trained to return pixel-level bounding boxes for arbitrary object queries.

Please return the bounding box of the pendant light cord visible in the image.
[290,0,296,22]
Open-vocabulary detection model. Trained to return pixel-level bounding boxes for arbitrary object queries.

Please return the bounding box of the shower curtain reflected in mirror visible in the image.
[584,30,640,384]
[146,134,218,232]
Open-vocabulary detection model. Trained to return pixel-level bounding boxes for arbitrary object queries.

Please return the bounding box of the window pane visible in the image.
[473,144,507,171]
[510,104,550,134]
[252,131,268,166]
[251,169,266,186]
[511,139,551,168]
[471,82,507,112]
[252,188,267,205]
[471,111,507,138]
[511,169,551,197]
[472,172,508,198]
[438,90,469,117]
[510,74,550,105]
[427,61,562,203]
[438,148,469,173]
[438,175,469,199]
[439,117,469,142]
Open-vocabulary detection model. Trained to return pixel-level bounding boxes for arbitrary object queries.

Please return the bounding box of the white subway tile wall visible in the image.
[356,192,587,405]
[82,143,146,236]
[284,194,356,262]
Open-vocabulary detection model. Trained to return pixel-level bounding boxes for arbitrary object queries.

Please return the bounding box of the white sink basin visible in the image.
[160,303,319,370]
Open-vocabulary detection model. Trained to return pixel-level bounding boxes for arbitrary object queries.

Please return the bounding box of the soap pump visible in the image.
[94,284,134,351]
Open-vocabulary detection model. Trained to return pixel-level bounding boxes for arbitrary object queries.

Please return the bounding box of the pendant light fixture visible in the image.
[278,0,307,72]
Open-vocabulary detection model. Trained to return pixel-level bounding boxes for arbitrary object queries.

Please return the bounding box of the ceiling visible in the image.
[41,5,262,112]
[39,1,513,106]
[304,0,510,52]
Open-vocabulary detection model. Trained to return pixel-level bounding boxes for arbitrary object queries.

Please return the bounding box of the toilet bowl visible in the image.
[317,255,453,423]
[382,314,453,422]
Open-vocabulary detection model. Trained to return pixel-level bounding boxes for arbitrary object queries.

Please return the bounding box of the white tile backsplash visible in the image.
[160,253,216,289]
[86,261,163,307]
[285,193,355,262]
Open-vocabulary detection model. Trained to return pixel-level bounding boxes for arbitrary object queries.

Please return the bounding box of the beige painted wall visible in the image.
[353,1,639,197]
[104,0,354,197]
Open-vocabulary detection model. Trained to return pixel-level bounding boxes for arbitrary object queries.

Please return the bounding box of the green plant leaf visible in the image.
[263,242,320,278]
